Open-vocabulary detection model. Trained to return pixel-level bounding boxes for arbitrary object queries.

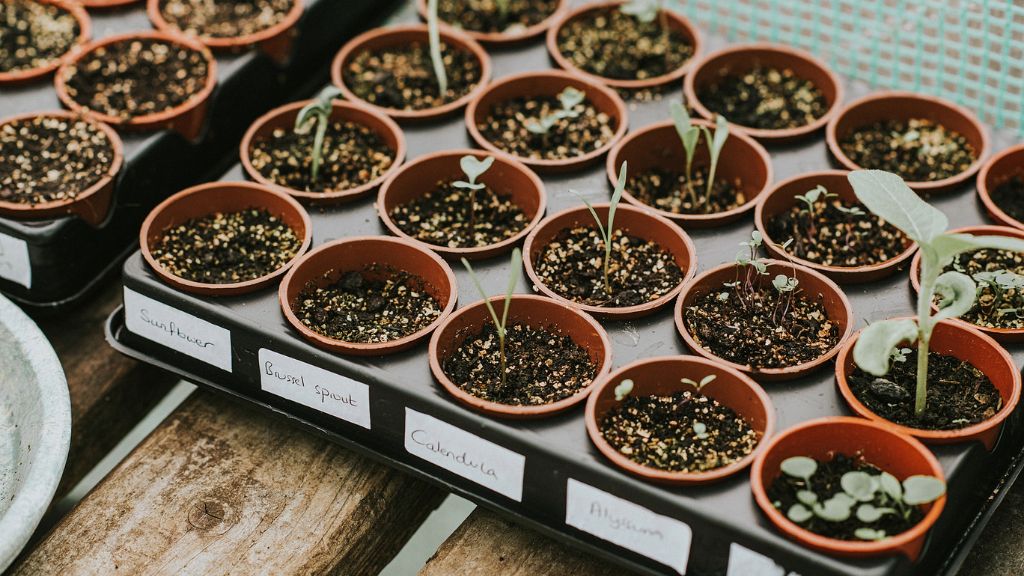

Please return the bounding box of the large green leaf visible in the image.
[933,271,977,322]
[931,233,1024,267]
[847,170,947,244]
[853,319,920,376]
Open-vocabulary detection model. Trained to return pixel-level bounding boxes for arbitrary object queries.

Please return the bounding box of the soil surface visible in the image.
[848,349,1001,430]
[158,0,295,39]
[535,227,684,308]
[990,176,1024,224]
[62,38,210,120]
[942,248,1024,330]
[0,0,79,74]
[296,267,442,343]
[698,66,828,130]
[0,115,115,205]
[600,389,759,473]
[556,6,693,81]
[838,119,976,182]
[389,181,528,249]
[152,209,302,284]
[630,166,744,215]
[249,121,395,193]
[477,95,615,161]
[436,0,559,34]
[443,322,596,406]
[342,41,482,111]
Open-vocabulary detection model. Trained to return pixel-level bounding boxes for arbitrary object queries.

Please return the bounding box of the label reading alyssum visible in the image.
[258,349,370,429]
[565,479,691,575]
[0,232,30,288]
[404,408,525,501]
[123,287,232,371]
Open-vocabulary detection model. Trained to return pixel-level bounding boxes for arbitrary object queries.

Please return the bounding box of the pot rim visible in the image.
[146,0,305,50]
[976,143,1024,231]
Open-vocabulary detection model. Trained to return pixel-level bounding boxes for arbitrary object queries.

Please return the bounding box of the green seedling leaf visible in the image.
[856,504,895,523]
[933,271,977,322]
[848,170,947,244]
[426,0,448,96]
[814,496,853,522]
[453,155,494,190]
[930,233,1024,269]
[841,471,879,502]
[692,421,708,439]
[796,490,818,506]
[527,86,586,134]
[854,527,888,541]
[879,471,902,501]
[780,456,817,481]
[902,475,946,505]
[559,86,585,109]
[460,248,522,390]
[853,319,920,377]
[614,379,634,401]
[619,0,659,22]
[787,503,813,523]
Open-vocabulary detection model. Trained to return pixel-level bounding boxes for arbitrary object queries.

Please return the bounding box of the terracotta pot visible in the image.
[750,417,945,561]
[0,111,123,227]
[835,318,1021,450]
[147,0,304,65]
[415,0,568,45]
[755,170,918,283]
[77,0,140,7]
[466,70,628,173]
[606,118,773,228]
[241,99,406,204]
[674,259,854,381]
[429,294,612,419]
[683,43,844,144]
[826,91,989,194]
[279,236,458,356]
[523,203,697,319]
[377,149,546,260]
[140,181,312,296]
[586,355,774,485]
[977,144,1024,231]
[545,0,702,90]
[0,0,90,85]
[54,31,217,141]
[330,24,492,122]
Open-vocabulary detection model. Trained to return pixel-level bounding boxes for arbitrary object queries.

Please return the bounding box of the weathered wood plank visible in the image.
[13,391,447,576]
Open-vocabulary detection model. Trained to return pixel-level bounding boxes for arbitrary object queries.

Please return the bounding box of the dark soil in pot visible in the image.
[697,66,828,131]
[476,94,615,161]
[767,453,924,541]
[157,0,294,38]
[838,119,976,183]
[940,248,1024,330]
[555,7,693,82]
[151,208,302,284]
[296,266,442,343]
[0,116,115,205]
[848,349,1001,430]
[442,322,597,405]
[437,0,559,35]
[630,166,743,215]
[62,38,210,120]
[248,121,395,193]
[389,182,527,249]
[535,227,684,307]
[0,0,79,74]
[990,177,1024,223]
[599,389,759,473]
[342,41,482,112]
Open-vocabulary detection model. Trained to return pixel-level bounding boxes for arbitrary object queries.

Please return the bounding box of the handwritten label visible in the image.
[123,287,232,371]
[727,543,799,576]
[0,232,30,288]
[404,408,524,501]
[565,479,691,575]
[258,349,370,429]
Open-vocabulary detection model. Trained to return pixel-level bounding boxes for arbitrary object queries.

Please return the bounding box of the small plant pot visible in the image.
[54,31,217,141]
[0,0,90,85]
[377,149,546,260]
[545,0,702,90]
[826,91,989,194]
[466,70,628,173]
[523,203,697,319]
[240,99,406,204]
[415,0,568,45]
[331,24,492,122]
[750,417,945,561]
[585,355,775,485]
[606,118,773,228]
[977,144,1024,231]
[755,170,918,283]
[0,111,123,226]
[141,182,312,296]
[682,43,843,144]
[147,0,304,65]
[674,260,854,381]
[279,236,458,356]
[429,294,612,419]
[835,318,1021,450]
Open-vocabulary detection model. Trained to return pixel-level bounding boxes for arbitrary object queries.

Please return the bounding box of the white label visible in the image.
[727,543,798,576]
[259,348,370,429]
[565,479,691,575]
[404,408,525,502]
[0,232,30,288]
[123,287,232,372]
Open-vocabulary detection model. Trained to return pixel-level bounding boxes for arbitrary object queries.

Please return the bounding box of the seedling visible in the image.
[619,0,670,64]
[427,0,448,97]
[573,161,629,296]
[890,347,912,363]
[793,185,831,238]
[699,115,730,214]
[294,86,342,183]
[461,248,523,390]
[770,239,800,325]
[526,87,586,135]
[972,269,1024,319]
[731,230,770,309]
[849,170,1024,417]
[692,421,709,439]
[670,101,701,207]
[614,378,634,401]
[680,373,716,391]
[452,155,495,229]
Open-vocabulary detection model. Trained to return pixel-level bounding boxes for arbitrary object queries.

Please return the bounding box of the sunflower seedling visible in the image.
[526,86,586,135]
[614,378,634,401]
[294,86,342,183]
[670,100,701,207]
[452,155,495,229]
[461,248,523,390]
[572,161,629,296]
[680,373,716,391]
[427,0,448,97]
